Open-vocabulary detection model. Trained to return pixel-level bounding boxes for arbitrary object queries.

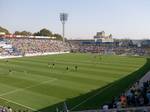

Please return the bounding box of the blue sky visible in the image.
[0,0,150,39]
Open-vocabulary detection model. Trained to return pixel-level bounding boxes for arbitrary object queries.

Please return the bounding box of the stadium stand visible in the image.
[0,36,150,57]
[74,106,150,112]
[68,39,150,56]
[72,72,150,112]
[1,37,150,112]
[98,71,150,112]
[0,37,70,57]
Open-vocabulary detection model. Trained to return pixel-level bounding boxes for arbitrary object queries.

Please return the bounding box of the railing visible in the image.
[71,106,150,112]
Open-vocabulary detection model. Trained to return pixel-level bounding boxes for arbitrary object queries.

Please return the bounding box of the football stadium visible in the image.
[0,33,150,112]
[1,0,150,112]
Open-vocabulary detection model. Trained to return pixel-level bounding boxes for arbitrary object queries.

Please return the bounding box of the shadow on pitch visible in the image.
[36,58,150,112]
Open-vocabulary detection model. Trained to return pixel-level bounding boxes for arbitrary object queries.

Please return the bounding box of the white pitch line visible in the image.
[70,83,114,110]
[0,78,57,96]
[71,70,150,110]
[0,96,37,111]
[0,78,57,112]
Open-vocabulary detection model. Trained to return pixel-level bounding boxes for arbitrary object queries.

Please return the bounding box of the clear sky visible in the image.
[0,0,150,39]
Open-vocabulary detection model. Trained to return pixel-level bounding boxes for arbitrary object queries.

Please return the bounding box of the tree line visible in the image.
[0,26,63,40]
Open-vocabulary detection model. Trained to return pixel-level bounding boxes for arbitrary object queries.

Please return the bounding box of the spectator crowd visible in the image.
[102,80,150,112]
[68,40,150,56]
[0,38,70,56]
[0,38,150,56]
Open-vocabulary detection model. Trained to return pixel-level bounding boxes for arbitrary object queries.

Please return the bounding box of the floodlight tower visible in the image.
[60,13,68,42]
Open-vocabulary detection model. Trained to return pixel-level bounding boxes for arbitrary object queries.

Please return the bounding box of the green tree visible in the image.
[14,31,20,35]
[33,28,63,40]
[40,28,52,36]
[33,32,40,36]
[0,26,10,34]
[53,33,63,40]
[14,31,32,36]
[34,28,52,37]
[21,31,32,36]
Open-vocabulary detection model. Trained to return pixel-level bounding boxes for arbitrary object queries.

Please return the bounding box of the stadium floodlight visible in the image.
[60,13,68,42]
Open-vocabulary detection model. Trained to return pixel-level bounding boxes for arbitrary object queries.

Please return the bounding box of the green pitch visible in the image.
[0,53,149,112]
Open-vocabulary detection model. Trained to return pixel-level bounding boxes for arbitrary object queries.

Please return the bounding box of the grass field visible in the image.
[0,53,149,112]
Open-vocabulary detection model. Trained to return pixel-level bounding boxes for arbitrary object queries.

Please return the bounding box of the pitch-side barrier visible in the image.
[71,106,150,112]
[0,51,70,59]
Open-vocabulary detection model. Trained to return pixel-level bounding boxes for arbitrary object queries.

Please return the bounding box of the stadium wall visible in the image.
[0,51,70,59]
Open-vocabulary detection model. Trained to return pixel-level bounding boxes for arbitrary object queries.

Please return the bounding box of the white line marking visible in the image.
[0,96,37,111]
[71,70,150,110]
[0,78,57,112]
[70,83,114,110]
[0,78,57,96]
